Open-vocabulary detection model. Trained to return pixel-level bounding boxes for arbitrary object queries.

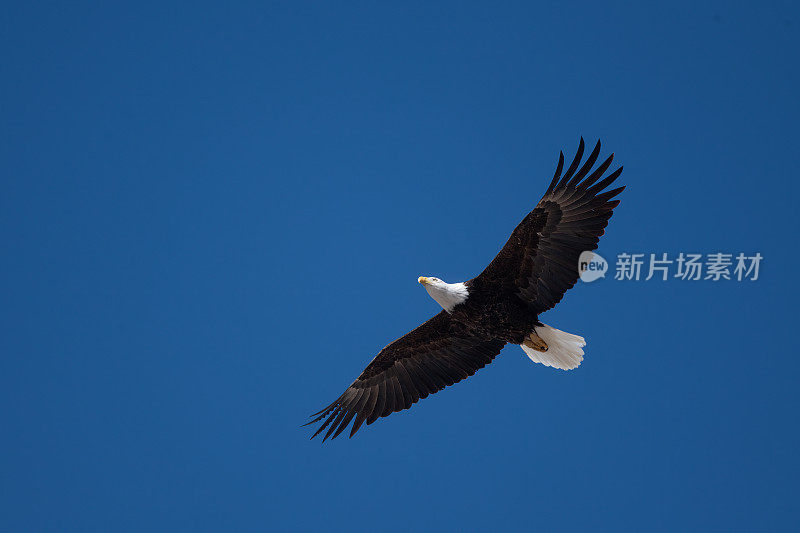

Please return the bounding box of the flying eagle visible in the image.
[307,139,624,440]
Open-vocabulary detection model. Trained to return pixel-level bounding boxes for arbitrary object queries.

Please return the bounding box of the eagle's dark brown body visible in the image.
[451,278,540,344]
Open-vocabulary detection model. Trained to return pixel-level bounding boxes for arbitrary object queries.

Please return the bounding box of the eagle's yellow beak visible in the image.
[418,276,429,285]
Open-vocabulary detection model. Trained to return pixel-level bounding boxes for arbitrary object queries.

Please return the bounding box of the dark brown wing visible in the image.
[306,311,505,441]
[476,138,624,314]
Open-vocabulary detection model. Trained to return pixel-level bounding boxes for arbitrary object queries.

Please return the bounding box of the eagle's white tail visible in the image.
[520,324,586,371]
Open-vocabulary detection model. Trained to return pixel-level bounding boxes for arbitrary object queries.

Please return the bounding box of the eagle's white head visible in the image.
[418,276,469,313]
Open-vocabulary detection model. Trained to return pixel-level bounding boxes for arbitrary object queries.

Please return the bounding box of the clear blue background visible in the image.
[2,2,798,531]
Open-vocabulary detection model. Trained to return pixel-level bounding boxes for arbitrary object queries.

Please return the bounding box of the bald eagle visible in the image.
[307,139,624,440]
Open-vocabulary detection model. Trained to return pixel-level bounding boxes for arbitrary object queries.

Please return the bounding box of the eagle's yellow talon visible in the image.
[523,332,549,352]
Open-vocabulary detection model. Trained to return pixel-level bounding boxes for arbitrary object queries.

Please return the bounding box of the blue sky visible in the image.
[2,2,799,531]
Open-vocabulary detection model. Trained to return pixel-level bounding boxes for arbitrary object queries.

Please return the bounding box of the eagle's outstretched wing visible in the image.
[475,138,624,314]
[306,311,505,441]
